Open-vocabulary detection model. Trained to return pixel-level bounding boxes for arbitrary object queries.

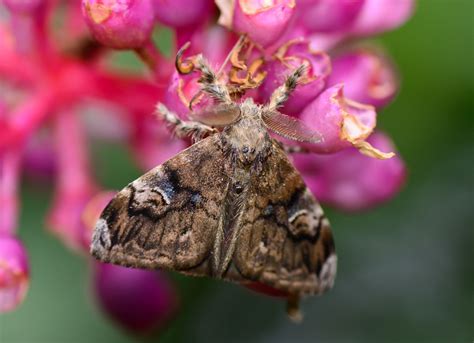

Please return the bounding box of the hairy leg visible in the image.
[156,103,217,141]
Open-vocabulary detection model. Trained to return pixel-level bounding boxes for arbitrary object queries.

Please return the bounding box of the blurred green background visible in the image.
[1,1,473,342]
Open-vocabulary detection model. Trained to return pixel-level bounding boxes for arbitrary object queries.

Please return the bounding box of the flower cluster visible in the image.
[0,0,413,334]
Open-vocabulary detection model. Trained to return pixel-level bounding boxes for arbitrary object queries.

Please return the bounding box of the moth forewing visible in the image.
[91,52,337,321]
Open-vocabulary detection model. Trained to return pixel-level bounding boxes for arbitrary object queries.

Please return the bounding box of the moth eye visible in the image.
[234,182,243,194]
[242,146,249,154]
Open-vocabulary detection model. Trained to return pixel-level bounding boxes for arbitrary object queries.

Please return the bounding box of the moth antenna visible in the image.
[267,64,308,111]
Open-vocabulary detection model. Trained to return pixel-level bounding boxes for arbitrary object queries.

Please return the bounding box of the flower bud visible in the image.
[328,49,398,108]
[81,0,155,49]
[259,40,331,116]
[217,0,296,48]
[294,132,406,211]
[351,0,414,36]
[298,0,365,33]
[154,0,213,28]
[299,84,393,159]
[93,262,178,334]
[0,234,29,313]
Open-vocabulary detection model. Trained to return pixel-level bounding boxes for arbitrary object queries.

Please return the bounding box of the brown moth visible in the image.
[91,46,336,321]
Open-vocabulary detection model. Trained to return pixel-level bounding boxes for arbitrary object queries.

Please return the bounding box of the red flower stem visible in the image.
[53,110,94,196]
[0,148,21,235]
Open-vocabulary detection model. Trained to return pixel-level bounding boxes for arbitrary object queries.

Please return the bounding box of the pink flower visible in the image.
[294,132,406,211]
[350,0,415,36]
[217,0,296,47]
[299,84,393,159]
[0,234,29,313]
[328,48,398,108]
[81,0,155,49]
[92,262,178,334]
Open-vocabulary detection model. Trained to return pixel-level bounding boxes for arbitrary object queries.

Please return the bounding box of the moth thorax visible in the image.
[225,118,269,166]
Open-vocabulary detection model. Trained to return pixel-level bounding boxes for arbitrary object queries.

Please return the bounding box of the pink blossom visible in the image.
[217,0,296,47]
[92,262,178,334]
[350,0,415,36]
[81,0,156,49]
[328,48,398,108]
[0,234,29,313]
[299,84,393,159]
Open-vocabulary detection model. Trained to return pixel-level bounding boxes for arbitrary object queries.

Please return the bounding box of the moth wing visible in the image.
[262,110,322,143]
[228,142,336,296]
[91,134,230,276]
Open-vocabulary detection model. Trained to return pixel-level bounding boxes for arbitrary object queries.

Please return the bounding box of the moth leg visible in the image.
[286,293,303,323]
[267,65,307,111]
[156,103,217,141]
[193,55,233,106]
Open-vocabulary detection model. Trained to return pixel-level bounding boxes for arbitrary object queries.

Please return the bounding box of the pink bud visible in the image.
[351,0,415,36]
[299,0,365,33]
[93,262,178,334]
[154,0,213,28]
[0,234,29,313]
[218,0,296,48]
[81,0,155,49]
[259,40,331,116]
[294,131,406,211]
[328,49,398,108]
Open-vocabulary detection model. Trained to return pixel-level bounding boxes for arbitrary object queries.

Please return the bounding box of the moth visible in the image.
[91,47,336,321]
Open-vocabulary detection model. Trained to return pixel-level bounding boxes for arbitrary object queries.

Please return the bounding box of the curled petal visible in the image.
[294,132,406,211]
[93,262,179,334]
[81,0,155,49]
[351,0,415,36]
[328,48,398,108]
[0,234,29,313]
[299,84,393,158]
